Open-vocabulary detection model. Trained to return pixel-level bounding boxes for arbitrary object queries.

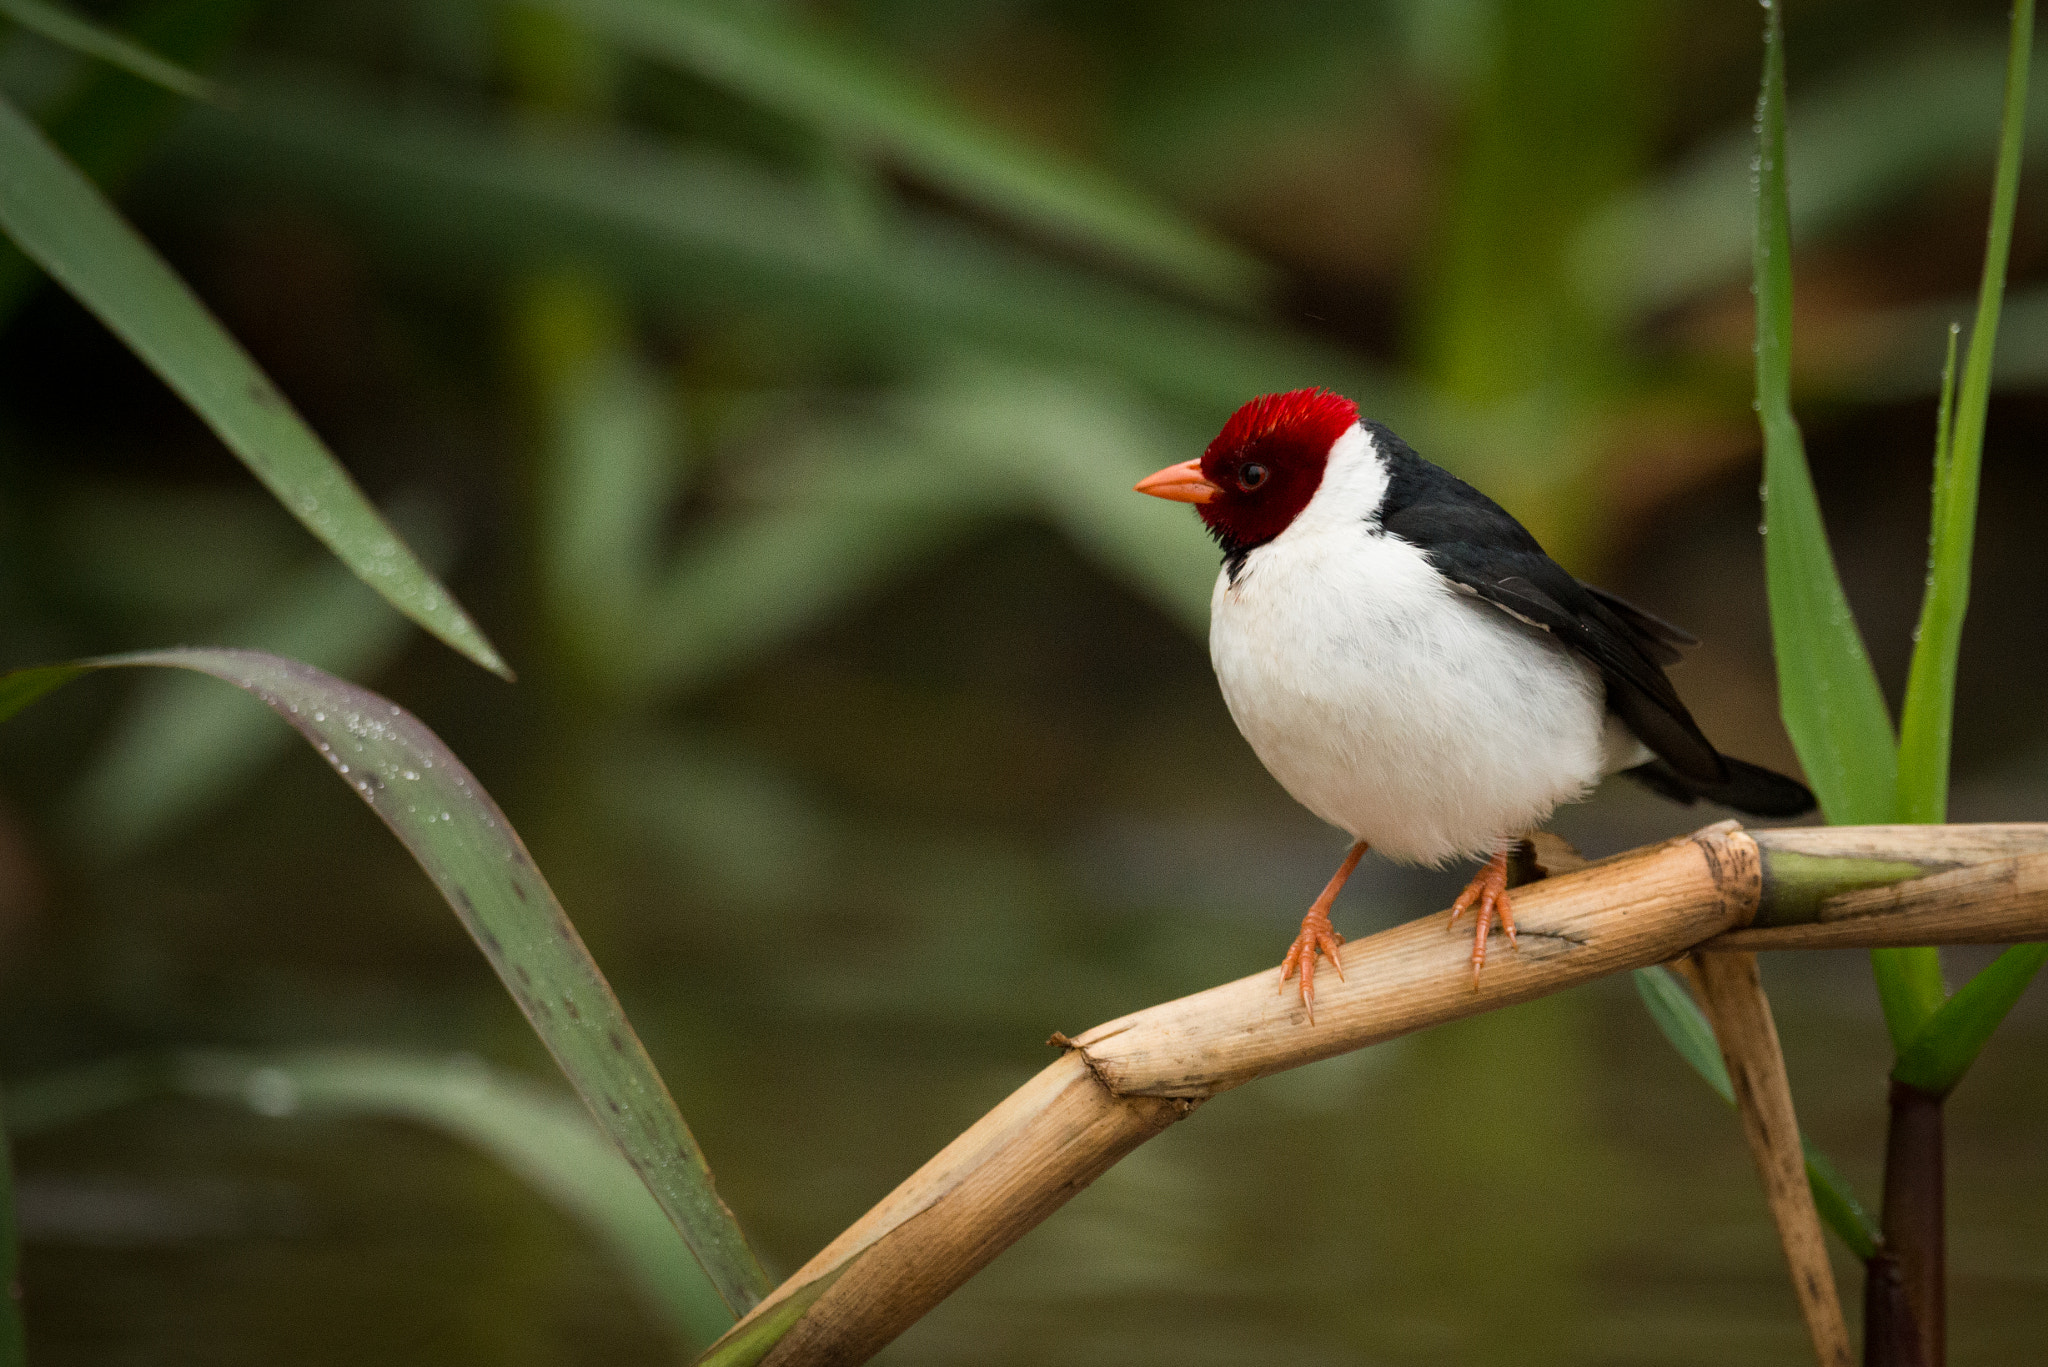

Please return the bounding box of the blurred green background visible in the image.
[2,0,2047,1361]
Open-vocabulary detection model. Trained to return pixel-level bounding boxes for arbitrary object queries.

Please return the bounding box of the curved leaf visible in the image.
[61,537,428,860]
[526,0,1269,309]
[0,649,770,1313]
[0,94,509,678]
[0,0,258,328]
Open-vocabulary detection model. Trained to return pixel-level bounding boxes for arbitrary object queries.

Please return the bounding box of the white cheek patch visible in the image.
[1279,424,1387,542]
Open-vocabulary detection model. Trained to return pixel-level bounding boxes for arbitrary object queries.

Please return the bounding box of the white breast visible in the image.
[1208,427,1624,865]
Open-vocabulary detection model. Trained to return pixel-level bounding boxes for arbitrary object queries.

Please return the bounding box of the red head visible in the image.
[1134,389,1359,557]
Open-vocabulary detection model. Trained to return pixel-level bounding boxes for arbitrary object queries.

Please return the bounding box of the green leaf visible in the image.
[7,1050,733,1349]
[62,514,437,860]
[1866,323,1961,1059]
[1631,966,1880,1259]
[0,0,221,101]
[0,662,87,723]
[1753,1,1898,832]
[1800,1143,1881,1263]
[0,650,771,1313]
[1891,942,2048,1097]
[0,1086,23,1366]
[1886,0,2036,1091]
[0,0,258,328]
[1632,967,1732,1103]
[522,0,1269,309]
[1897,1,2033,827]
[0,93,509,679]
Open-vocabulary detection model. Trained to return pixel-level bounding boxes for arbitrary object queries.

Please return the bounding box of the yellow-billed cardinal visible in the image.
[1135,389,1813,1014]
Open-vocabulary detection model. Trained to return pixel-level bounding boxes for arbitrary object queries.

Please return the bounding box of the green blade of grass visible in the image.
[1891,943,2048,1097]
[1885,0,2032,1057]
[1633,966,1733,1102]
[1631,966,1880,1259]
[0,1085,21,1365]
[7,1050,733,1350]
[0,93,509,679]
[524,0,1269,309]
[1897,0,2033,825]
[0,0,220,101]
[0,650,771,1314]
[1753,0,1898,831]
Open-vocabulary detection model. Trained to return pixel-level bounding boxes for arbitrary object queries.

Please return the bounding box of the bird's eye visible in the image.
[1238,463,1269,491]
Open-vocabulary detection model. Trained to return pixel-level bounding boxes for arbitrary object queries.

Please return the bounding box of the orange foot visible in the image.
[1279,840,1367,1021]
[1447,848,1519,987]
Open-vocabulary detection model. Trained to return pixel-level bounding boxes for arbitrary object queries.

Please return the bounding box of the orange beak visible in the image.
[1133,458,1221,505]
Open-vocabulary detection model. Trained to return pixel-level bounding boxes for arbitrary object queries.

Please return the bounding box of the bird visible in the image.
[1133,388,1814,1015]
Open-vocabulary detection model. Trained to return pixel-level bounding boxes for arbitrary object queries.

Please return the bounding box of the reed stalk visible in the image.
[701,820,2048,1366]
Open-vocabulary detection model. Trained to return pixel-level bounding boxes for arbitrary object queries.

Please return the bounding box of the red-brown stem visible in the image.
[1869,1081,1944,1367]
[1862,1251,1927,1367]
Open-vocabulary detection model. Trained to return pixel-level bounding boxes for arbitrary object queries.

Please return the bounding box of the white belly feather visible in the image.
[1210,522,1632,866]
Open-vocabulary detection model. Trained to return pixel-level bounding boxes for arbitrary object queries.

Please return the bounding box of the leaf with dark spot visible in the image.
[0,649,771,1315]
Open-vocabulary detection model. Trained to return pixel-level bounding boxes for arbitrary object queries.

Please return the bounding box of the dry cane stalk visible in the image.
[701,822,2048,1367]
[1683,951,1854,1367]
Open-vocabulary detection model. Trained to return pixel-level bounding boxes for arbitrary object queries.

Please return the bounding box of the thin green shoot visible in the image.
[1883,0,2034,1059]
[1897,0,2033,825]
[1892,943,2048,1097]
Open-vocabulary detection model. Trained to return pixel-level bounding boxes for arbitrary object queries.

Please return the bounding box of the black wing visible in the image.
[1366,422,1727,784]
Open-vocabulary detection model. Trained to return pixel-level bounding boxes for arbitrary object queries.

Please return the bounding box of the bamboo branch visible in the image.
[701,822,2048,1366]
[1688,951,1854,1367]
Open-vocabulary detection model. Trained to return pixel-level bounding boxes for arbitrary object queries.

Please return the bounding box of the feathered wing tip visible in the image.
[1622,755,1817,818]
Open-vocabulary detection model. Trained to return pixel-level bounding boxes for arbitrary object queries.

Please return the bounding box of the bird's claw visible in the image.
[1279,911,1345,1021]
[1447,850,1518,988]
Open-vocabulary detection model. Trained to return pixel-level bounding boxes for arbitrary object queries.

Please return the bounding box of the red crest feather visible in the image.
[1206,389,1358,466]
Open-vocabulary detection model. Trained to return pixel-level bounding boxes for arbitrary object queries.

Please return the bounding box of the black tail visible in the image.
[1622,756,1816,818]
